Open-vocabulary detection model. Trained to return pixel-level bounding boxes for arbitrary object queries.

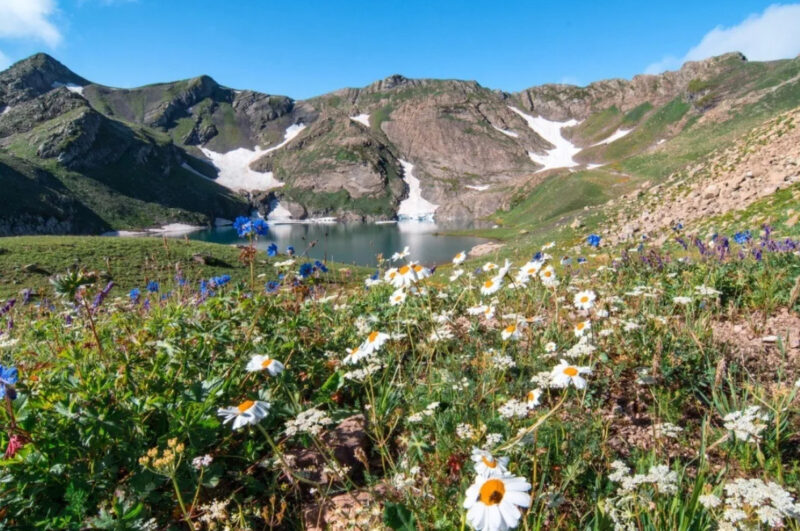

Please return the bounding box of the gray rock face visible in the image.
[0,53,89,107]
[515,53,747,120]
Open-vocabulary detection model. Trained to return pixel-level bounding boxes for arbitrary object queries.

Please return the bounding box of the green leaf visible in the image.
[383,502,416,530]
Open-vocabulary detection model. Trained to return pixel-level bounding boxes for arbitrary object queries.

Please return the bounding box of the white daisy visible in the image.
[573,290,596,311]
[471,448,510,477]
[526,389,542,408]
[482,262,499,273]
[389,288,407,306]
[501,322,523,341]
[391,246,410,261]
[481,276,503,295]
[453,251,467,265]
[544,342,557,353]
[542,241,555,250]
[450,268,465,282]
[550,359,591,389]
[343,345,368,365]
[217,400,270,430]
[464,474,531,531]
[360,330,389,354]
[573,320,591,337]
[245,355,285,376]
[539,265,558,287]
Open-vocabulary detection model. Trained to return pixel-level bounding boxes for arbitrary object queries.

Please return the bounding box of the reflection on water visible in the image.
[185,221,490,267]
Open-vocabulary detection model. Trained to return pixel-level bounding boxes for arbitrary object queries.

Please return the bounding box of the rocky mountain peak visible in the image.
[0,53,90,107]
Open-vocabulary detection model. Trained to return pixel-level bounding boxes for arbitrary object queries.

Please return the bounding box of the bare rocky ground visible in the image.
[607,108,800,245]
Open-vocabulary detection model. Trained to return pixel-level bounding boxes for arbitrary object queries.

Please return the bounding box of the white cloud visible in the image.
[646,3,800,74]
[0,0,62,47]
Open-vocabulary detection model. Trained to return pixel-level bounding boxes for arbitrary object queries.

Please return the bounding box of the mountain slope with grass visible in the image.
[2,52,800,232]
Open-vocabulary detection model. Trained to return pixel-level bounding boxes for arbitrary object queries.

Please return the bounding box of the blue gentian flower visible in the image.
[299,263,314,278]
[252,219,269,236]
[287,246,295,256]
[577,257,586,264]
[314,260,329,273]
[146,281,159,293]
[532,251,543,261]
[129,288,141,302]
[232,216,251,237]
[0,364,19,400]
[370,270,379,281]
[267,243,278,257]
[733,231,752,244]
[233,216,269,237]
[266,280,279,293]
[587,234,601,248]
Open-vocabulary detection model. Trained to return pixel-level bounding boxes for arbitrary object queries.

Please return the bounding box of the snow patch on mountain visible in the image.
[52,81,84,95]
[592,128,632,146]
[492,126,519,138]
[397,159,438,221]
[350,114,370,127]
[200,123,306,192]
[466,184,490,191]
[508,106,581,172]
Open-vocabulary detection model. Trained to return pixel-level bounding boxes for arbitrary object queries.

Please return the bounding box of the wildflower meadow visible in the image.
[1,221,799,530]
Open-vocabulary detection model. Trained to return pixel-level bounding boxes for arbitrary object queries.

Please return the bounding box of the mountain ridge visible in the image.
[1,51,799,234]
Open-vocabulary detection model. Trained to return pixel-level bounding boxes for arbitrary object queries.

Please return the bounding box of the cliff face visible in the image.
[1,51,799,233]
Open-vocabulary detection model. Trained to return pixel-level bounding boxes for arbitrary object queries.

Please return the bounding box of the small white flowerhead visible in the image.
[245,355,285,376]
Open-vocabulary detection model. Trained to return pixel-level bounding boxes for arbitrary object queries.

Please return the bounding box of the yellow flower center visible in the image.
[527,268,536,274]
[413,265,423,272]
[260,358,272,368]
[544,270,552,277]
[563,367,578,377]
[479,478,506,506]
[576,322,585,330]
[368,331,379,343]
[394,295,402,301]
[527,391,537,401]
[505,325,516,334]
[484,279,494,288]
[580,296,589,303]
[398,265,410,275]
[481,456,497,468]
[237,400,255,413]
[389,271,397,279]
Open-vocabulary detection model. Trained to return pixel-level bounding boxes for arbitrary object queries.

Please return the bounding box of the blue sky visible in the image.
[1,1,800,99]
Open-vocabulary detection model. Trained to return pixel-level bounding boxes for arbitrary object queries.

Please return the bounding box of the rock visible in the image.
[285,414,370,486]
[761,335,778,343]
[703,184,720,199]
[570,218,583,229]
[303,486,387,531]
[785,213,799,227]
[468,242,504,257]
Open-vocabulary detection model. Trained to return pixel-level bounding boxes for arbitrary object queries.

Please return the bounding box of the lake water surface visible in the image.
[186,221,490,267]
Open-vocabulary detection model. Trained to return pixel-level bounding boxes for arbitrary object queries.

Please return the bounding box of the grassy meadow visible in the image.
[0,217,799,530]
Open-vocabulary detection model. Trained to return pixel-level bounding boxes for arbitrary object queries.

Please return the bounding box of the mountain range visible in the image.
[1,51,799,235]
